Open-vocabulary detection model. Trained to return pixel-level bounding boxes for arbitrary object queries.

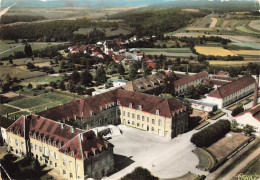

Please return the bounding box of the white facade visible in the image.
[1,127,8,144]
[112,81,127,88]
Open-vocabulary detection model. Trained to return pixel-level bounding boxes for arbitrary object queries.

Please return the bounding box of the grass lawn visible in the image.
[8,111,30,120]
[0,104,20,116]
[9,96,51,109]
[0,41,19,52]
[20,75,62,86]
[38,92,74,104]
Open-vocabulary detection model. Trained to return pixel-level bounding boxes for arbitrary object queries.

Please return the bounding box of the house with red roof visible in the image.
[174,72,209,94]
[235,104,260,135]
[38,88,189,139]
[6,115,114,180]
[207,76,255,109]
[113,55,125,63]
[142,57,156,69]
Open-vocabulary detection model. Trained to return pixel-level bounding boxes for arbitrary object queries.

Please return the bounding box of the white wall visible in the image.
[236,113,260,136]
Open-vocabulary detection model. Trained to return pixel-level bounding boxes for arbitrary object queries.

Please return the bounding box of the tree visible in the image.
[9,58,13,64]
[81,70,93,87]
[26,62,35,70]
[129,65,138,80]
[163,71,177,96]
[243,124,255,136]
[231,106,244,117]
[59,81,66,90]
[27,83,33,89]
[144,66,152,76]
[95,67,107,84]
[50,81,57,89]
[70,71,81,85]
[117,64,125,75]
[121,167,158,180]
[24,43,32,58]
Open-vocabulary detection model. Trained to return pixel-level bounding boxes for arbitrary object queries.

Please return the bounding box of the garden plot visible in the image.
[8,96,52,109]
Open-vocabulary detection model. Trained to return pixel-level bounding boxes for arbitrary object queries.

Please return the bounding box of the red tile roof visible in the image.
[174,72,209,87]
[38,88,186,120]
[7,115,83,146]
[211,76,234,82]
[113,55,125,62]
[204,79,229,87]
[59,130,111,160]
[216,71,229,76]
[208,76,255,99]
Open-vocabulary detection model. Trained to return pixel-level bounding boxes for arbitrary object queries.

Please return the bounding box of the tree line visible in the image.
[0,15,46,24]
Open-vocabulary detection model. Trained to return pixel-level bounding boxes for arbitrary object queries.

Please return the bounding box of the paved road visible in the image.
[219,145,260,180]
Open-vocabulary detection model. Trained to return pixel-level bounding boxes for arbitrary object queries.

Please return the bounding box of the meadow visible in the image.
[195,46,236,56]
[20,75,62,86]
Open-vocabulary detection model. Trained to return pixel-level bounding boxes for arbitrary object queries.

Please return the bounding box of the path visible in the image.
[219,145,260,180]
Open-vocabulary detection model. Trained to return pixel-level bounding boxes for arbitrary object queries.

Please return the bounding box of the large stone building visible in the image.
[174,72,209,94]
[123,73,165,94]
[207,76,255,109]
[38,89,189,139]
[6,115,114,180]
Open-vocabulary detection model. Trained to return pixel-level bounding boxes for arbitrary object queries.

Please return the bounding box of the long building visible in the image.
[38,89,189,139]
[6,115,114,180]
[207,76,255,109]
[174,72,209,94]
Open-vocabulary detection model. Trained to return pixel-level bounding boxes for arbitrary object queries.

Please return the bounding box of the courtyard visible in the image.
[105,125,207,179]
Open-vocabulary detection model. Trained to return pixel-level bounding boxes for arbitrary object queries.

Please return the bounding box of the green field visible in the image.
[38,92,74,104]
[0,104,20,117]
[9,97,51,109]
[236,26,260,35]
[228,42,260,50]
[216,18,225,27]
[20,75,62,86]
[0,41,20,52]
[7,111,30,120]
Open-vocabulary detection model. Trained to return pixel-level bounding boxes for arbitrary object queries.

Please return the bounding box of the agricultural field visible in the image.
[208,60,249,66]
[195,46,236,56]
[236,26,260,35]
[0,104,20,117]
[249,20,260,31]
[74,27,131,37]
[0,66,46,80]
[154,40,186,47]
[231,50,260,57]
[1,57,53,66]
[20,75,62,86]
[139,48,196,57]
[227,42,260,50]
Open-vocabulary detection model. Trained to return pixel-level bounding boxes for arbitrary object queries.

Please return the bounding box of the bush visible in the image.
[231,106,244,117]
[191,120,231,147]
[121,167,158,180]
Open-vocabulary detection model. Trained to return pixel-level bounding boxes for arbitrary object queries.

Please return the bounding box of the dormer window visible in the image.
[42,137,45,143]
[129,103,132,108]
[53,141,56,147]
[38,135,41,141]
[48,139,51,145]
[99,106,103,111]
[156,110,160,115]
[71,151,74,157]
[58,143,61,148]
[64,149,67,154]
[90,111,94,116]
[138,105,142,111]
[117,99,121,105]
[33,133,36,139]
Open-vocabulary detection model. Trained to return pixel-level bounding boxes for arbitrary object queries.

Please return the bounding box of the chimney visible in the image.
[253,68,259,107]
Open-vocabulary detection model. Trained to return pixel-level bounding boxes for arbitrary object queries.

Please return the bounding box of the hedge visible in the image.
[191,120,231,147]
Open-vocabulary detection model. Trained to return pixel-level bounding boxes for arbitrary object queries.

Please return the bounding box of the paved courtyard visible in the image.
[104,125,207,179]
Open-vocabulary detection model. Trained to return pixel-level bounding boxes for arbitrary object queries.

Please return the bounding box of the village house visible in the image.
[123,73,165,94]
[174,72,209,94]
[6,115,114,180]
[38,88,189,139]
[235,104,260,135]
[207,76,255,109]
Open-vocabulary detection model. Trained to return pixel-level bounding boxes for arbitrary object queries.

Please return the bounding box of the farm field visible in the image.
[228,42,260,50]
[8,96,52,109]
[249,20,260,31]
[195,46,236,56]
[74,27,131,37]
[1,57,53,66]
[0,66,46,80]
[37,92,74,104]
[208,61,249,66]
[154,40,186,48]
[0,104,19,117]
[231,50,260,56]
[20,75,62,86]
[236,26,260,35]
[139,48,196,57]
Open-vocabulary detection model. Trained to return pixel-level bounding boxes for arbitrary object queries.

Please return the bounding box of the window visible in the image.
[77,165,80,172]
[129,103,132,108]
[142,116,145,121]
[69,161,72,168]
[137,115,140,120]
[55,163,58,167]
[158,120,162,126]
[156,110,160,115]
[21,142,24,149]
[53,141,56,147]
[40,156,43,162]
[152,127,154,131]
[50,151,53,157]
[132,121,135,125]
[138,105,142,110]
[15,139,19,146]
[147,117,149,122]
[63,170,66,174]
[128,120,130,124]
[78,176,81,180]
[132,113,135,119]
[166,122,170,127]
[70,173,73,178]
[63,159,66,166]
[152,119,155,124]
[127,112,130,117]
[30,143,33,149]
[35,145,38,151]
[137,123,140,127]
[50,161,53,165]
[39,147,42,153]
[54,152,58,160]
[123,111,125,116]
[48,139,51,145]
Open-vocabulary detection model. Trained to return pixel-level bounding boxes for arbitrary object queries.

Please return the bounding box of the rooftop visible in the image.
[174,72,209,87]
